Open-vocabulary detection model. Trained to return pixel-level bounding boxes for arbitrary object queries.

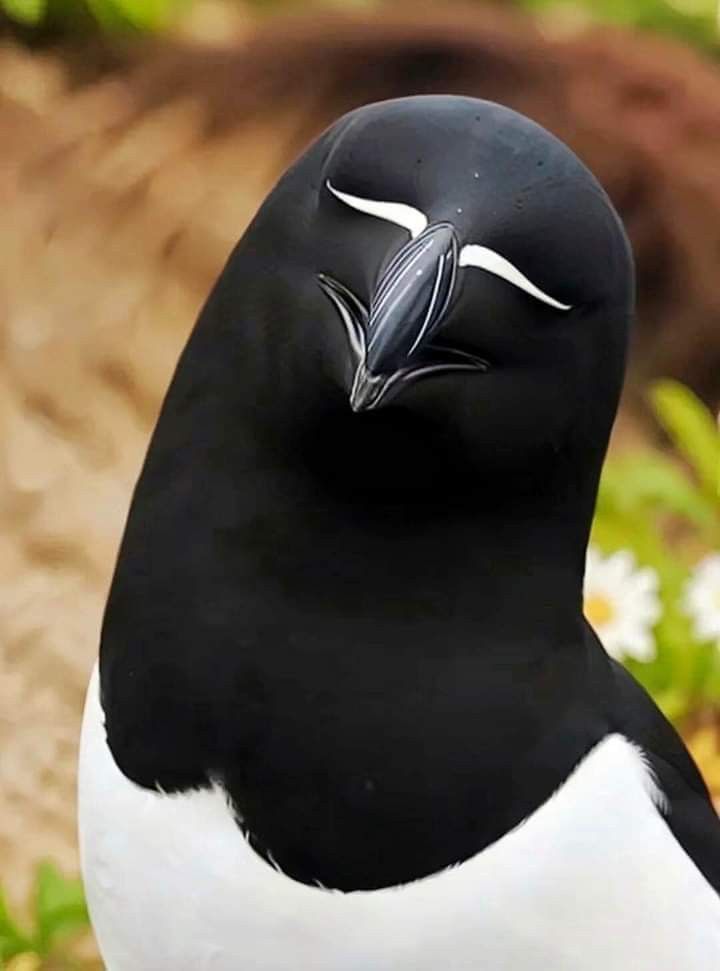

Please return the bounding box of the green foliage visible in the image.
[0,862,90,968]
[0,0,189,31]
[592,380,720,721]
[518,0,720,52]
[650,380,720,498]
[1,0,46,27]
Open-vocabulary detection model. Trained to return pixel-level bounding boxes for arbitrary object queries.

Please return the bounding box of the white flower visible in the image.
[684,553,720,645]
[583,547,661,662]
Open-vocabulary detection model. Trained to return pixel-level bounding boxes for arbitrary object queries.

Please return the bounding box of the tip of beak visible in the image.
[349,365,389,413]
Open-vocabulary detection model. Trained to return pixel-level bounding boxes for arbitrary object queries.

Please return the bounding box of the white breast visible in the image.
[78,663,720,970]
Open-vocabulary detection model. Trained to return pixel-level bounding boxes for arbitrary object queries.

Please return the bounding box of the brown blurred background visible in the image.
[2,0,720,914]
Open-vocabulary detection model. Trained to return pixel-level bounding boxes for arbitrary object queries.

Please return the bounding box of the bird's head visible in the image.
[265,95,633,500]
[174,96,633,509]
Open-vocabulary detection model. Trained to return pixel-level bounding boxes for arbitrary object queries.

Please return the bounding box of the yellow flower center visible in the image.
[584,593,615,628]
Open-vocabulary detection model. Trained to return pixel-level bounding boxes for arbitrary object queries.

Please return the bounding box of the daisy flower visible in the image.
[583,546,661,663]
[684,553,720,646]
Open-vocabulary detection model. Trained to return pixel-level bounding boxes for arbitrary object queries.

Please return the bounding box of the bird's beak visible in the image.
[350,223,458,411]
[319,222,488,413]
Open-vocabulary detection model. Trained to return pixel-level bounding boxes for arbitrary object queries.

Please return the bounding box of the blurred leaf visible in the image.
[651,687,691,722]
[33,862,89,955]
[649,380,720,498]
[112,0,166,27]
[1,0,189,31]
[598,451,715,525]
[82,0,127,28]
[0,889,32,961]
[1,0,47,25]
[89,0,185,29]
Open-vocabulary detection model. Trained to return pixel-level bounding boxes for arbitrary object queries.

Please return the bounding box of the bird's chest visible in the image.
[102,630,592,891]
[80,666,720,971]
[213,648,586,891]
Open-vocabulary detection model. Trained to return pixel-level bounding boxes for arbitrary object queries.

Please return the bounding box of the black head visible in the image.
[315,95,631,444]
[140,94,635,553]
[216,97,632,492]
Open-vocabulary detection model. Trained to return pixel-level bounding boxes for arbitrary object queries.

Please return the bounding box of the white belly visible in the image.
[78,663,720,970]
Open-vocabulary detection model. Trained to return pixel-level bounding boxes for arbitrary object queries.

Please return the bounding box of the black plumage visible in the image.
[97,95,720,898]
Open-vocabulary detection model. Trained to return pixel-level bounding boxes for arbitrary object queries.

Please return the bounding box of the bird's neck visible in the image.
[236,453,591,657]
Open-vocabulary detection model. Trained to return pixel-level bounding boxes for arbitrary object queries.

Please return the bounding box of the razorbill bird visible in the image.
[79,95,720,970]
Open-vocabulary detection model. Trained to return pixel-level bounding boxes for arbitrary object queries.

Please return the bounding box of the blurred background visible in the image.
[1,0,719,964]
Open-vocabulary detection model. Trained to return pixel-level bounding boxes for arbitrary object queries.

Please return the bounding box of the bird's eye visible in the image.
[458,244,572,312]
[326,180,428,240]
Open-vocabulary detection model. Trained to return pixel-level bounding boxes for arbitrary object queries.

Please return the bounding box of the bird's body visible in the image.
[80,663,720,969]
[79,95,720,968]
